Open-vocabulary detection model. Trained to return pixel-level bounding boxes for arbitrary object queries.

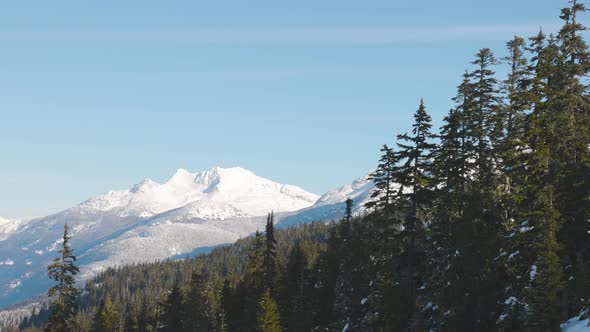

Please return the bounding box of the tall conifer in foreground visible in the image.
[555,0,590,316]
[45,223,79,332]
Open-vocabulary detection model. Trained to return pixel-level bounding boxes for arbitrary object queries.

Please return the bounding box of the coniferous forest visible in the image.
[12,1,590,331]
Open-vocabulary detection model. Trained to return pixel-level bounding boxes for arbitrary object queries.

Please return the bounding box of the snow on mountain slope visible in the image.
[76,167,318,218]
[0,167,318,308]
[277,173,375,227]
[313,173,375,208]
[0,218,29,242]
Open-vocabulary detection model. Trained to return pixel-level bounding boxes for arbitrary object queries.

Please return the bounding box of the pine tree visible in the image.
[137,300,150,332]
[219,280,234,332]
[160,281,185,332]
[183,272,210,332]
[258,289,282,332]
[45,223,80,332]
[387,99,437,330]
[498,35,531,219]
[281,242,312,332]
[523,184,564,331]
[263,212,278,293]
[365,144,399,212]
[466,48,503,185]
[344,198,353,223]
[123,302,137,332]
[246,231,265,293]
[314,226,340,328]
[91,296,118,332]
[555,0,590,316]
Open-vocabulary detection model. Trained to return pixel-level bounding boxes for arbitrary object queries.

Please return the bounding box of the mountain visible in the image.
[0,218,28,242]
[75,167,318,218]
[277,173,375,227]
[0,167,319,307]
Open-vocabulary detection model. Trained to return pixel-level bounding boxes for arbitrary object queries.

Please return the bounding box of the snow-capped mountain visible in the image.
[75,167,318,218]
[277,173,375,227]
[0,167,319,307]
[0,218,28,242]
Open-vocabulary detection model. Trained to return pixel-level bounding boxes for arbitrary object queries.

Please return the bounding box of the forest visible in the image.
[12,0,590,331]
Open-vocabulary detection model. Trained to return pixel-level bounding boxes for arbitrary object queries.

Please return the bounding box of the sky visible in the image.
[0,0,572,218]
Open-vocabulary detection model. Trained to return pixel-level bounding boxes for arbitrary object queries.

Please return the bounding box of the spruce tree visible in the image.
[258,289,282,332]
[466,48,503,184]
[263,212,278,293]
[365,144,399,212]
[420,95,474,330]
[555,0,590,316]
[46,223,80,332]
[246,231,265,293]
[183,272,210,332]
[160,281,185,332]
[123,302,137,332]
[281,242,312,332]
[137,300,150,332]
[219,280,233,332]
[91,296,118,332]
[388,99,436,330]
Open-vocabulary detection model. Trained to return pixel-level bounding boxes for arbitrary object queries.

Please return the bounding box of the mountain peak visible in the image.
[76,166,318,218]
[165,168,196,186]
[130,178,159,193]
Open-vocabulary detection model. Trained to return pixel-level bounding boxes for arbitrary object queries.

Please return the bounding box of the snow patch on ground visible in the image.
[562,315,590,332]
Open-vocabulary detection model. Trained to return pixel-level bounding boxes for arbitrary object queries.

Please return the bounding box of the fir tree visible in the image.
[258,289,282,332]
[246,231,265,293]
[45,223,80,332]
[91,296,118,332]
[183,272,210,332]
[123,302,137,332]
[344,198,353,223]
[388,99,436,330]
[365,144,399,212]
[160,281,185,332]
[555,0,590,316]
[281,242,312,332]
[466,48,503,185]
[263,212,278,293]
[137,300,150,332]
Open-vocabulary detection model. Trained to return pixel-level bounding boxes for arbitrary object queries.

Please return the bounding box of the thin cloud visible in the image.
[0,24,560,44]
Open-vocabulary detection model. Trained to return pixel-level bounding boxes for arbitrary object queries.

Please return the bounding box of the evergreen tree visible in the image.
[281,242,312,332]
[466,48,503,184]
[365,144,399,212]
[555,0,590,316]
[91,296,118,332]
[183,272,210,332]
[160,281,185,332]
[258,289,281,332]
[344,198,353,223]
[123,302,137,332]
[45,223,80,332]
[421,102,468,330]
[263,212,278,293]
[314,226,340,328]
[137,300,150,332]
[246,231,265,293]
[219,280,235,332]
[388,99,437,330]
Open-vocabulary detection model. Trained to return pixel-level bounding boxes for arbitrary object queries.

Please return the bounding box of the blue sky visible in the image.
[0,0,570,218]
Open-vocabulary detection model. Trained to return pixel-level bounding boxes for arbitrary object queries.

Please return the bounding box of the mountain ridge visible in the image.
[0,166,371,308]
